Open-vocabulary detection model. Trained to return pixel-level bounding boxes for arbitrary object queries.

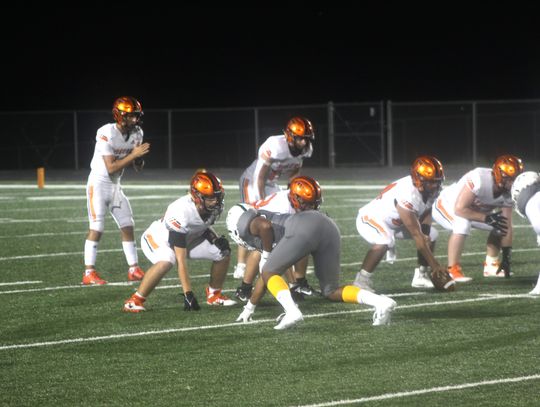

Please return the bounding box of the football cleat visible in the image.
[82,269,107,285]
[274,307,304,330]
[234,286,252,302]
[123,294,146,313]
[206,287,237,306]
[529,273,540,295]
[483,261,513,277]
[447,264,472,283]
[127,266,145,281]
[372,296,397,326]
[411,267,434,288]
[352,270,375,292]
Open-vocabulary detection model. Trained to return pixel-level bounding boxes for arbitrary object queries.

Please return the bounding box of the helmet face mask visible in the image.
[112,96,143,133]
[190,172,225,218]
[284,117,314,154]
[492,154,524,191]
[411,156,445,198]
[288,175,322,212]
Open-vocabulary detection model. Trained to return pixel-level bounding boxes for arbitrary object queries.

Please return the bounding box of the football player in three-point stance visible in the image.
[123,171,236,312]
[354,156,451,292]
[510,170,540,294]
[233,116,315,280]
[82,96,150,285]
[227,205,396,329]
[234,175,322,304]
[433,154,524,281]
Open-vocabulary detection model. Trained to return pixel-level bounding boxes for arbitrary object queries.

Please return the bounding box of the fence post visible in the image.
[327,101,335,168]
[254,108,259,156]
[73,111,79,170]
[386,101,393,167]
[167,110,172,169]
[472,101,477,167]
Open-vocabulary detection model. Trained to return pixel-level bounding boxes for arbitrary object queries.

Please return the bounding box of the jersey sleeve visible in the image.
[163,205,189,234]
[464,170,482,195]
[94,132,114,156]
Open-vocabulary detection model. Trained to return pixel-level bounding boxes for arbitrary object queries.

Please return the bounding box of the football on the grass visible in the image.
[430,269,456,292]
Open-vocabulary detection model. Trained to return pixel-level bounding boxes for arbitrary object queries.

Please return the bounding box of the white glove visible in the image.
[236,302,256,323]
[259,251,270,273]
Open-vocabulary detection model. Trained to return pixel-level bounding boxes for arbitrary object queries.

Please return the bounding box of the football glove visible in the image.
[183,291,201,311]
[484,212,508,236]
[213,236,231,257]
[497,247,512,278]
[236,303,256,323]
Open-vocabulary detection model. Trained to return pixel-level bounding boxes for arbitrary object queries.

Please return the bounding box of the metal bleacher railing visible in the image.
[1,99,539,170]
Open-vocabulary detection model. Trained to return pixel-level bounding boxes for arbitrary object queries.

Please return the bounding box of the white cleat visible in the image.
[411,267,434,288]
[353,270,375,292]
[233,264,246,279]
[385,247,397,264]
[274,307,304,330]
[372,296,397,326]
[530,273,540,295]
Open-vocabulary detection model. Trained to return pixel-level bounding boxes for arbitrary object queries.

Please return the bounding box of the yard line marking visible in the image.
[0,280,42,286]
[0,184,386,190]
[290,374,540,407]
[0,294,535,351]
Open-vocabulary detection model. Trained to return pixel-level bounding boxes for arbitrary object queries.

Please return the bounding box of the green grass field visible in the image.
[1,179,540,406]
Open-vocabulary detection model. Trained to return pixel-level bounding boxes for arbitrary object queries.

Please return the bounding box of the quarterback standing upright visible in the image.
[233,116,315,279]
[82,96,150,285]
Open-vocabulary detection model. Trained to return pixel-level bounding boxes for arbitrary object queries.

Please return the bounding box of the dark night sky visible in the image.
[2,6,540,111]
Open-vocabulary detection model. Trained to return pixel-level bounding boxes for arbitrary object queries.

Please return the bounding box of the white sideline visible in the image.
[290,374,540,407]
[0,294,535,351]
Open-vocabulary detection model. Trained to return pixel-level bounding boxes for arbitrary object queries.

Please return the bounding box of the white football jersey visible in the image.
[89,123,144,183]
[360,176,433,230]
[440,168,513,213]
[245,135,313,186]
[252,190,296,214]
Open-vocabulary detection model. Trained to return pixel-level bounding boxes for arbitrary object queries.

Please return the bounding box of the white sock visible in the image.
[276,290,299,313]
[236,263,246,270]
[84,240,98,267]
[122,241,138,266]
[485,254,499,265]
[357,289,385,307]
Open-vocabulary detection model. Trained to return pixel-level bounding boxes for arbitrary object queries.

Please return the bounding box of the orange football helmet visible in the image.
[411,155,445,192]
[288,175,322,211]
[190,171,225,217]
[492,154,524,189]
[112,96,143,130]
[284,116,315,145]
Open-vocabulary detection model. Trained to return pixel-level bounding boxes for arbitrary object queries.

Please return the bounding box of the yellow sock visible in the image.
[342,285,360,304]
[267,275,289,298]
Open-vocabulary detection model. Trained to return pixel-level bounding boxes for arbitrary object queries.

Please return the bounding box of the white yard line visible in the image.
[290,373,540,407]
[0,294,535,351]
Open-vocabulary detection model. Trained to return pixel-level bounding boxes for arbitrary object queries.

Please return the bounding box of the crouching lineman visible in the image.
[234,175,321,303]
[226,204,397,330]
[511,171,540,294]
[123,171,236,312]
[433,154,523,281]
[354,155,448,292]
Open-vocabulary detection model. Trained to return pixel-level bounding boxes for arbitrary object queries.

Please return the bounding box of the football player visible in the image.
[354,156,449,291]
[123,171,236,312]
[82,96,150,285]
[233,116,315,280]
[227,205,396,329]
[510,170,540,294]
[234,175,322,303]
[433,154,524,281]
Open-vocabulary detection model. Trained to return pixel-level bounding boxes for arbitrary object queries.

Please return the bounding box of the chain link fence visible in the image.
[1,99,539,170]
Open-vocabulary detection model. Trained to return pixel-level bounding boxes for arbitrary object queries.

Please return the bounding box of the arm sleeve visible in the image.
[168,230,187,248]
